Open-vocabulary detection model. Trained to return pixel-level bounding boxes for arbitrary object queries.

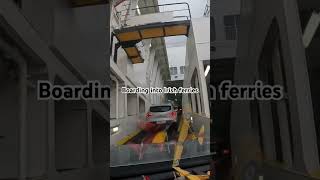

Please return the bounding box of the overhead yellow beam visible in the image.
[165,25,188,36]
[116,31,141,42]
[115,23,189,43]
[113,21,190,65]
[141,28,164,39]
[131,56,144,64]
[123,46,144,64]
[124,47,139,57]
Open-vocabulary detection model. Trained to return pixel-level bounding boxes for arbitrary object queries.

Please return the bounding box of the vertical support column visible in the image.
[283,0,320,172]
[198,60,210,117]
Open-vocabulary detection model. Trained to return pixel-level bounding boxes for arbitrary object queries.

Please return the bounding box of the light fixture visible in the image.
[303,11,320,48]
[204,65,210,77]
[136,4,141,15]
[112,126,119,133]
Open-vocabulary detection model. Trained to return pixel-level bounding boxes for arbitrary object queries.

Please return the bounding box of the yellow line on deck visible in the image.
[152,131,167,144]
[116,129,142,146]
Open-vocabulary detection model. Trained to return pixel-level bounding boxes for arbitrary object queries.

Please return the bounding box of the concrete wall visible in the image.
[192,18,210,61]
[178,18,211,148]
[231,0,320,178]
[109,0,169,144]
[0,0,109,179]
[19,0,109,83]
[183,17,210,117]
[53,5,109,83]
[182,17,210,140]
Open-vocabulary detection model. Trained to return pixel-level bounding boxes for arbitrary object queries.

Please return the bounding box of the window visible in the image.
[180,66,185,74]
[170,67,178,75]
[127,94,137,116]
[224,15,240,40]
[150,106,171,112]
[139,98,145,113]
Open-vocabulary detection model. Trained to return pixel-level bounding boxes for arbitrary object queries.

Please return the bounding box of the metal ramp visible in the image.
[111,2,191,64]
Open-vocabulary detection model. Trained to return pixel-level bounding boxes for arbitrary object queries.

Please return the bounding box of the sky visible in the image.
[159,0,208,47]
[157,0,209,69]
[158,0,208,68]
[158,0,208,18]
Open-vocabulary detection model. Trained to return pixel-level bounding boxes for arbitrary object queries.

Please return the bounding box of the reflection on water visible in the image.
[110,140,211,167]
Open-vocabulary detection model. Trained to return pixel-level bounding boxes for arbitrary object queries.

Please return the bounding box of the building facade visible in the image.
[110,0,170,145]
[167,36,187,81]
[0,0,109,179]
[182,15,211,139]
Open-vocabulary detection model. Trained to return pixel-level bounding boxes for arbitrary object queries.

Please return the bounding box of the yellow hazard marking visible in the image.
[173,118,190,167]
[178,115,184,132]
[173,144,183,167]
[173,167,192,177]
[188,133,197,140]
[116,129,142,146]
[152,131,167,144]
[198,125,205,145]
[178,118,190,142]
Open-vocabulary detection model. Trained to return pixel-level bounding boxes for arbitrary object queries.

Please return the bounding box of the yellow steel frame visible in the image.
[113,20,190,64]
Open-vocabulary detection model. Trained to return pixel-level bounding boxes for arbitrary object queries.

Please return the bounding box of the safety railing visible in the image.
[117,2,192,28]
[204,5,210,16]
[110,140,211,167]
